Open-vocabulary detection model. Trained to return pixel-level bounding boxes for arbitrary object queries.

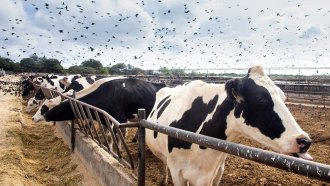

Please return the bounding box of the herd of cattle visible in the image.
[20,65,313,186]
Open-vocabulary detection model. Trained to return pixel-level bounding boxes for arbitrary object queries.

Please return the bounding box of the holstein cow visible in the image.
[21,78,35,99]
[43,77,166,125]
[62,75,104,93]
[26,74,82,113]
[146,65,312,186]
[40,74,82,90]
[32,76,106,122]
[32,89,75,122]
[26,88,45,113]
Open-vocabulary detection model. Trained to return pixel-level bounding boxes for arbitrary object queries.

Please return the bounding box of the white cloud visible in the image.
[299,24,327,39]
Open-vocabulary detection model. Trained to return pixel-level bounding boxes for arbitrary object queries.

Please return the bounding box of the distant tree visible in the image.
[20,58,37,72]
[131,67,145,75]
[145,70,157,75]
[81,59,106,74]
[39,58,64,73]
[108,63,127,75]
[187,70,198,77]
[67,66,96,75]
[30,54,39,62]
[81,59,103,69]
[159,67,171,76]
[171,69,186,76]
[0,57,15,70]
[98,67,109,74]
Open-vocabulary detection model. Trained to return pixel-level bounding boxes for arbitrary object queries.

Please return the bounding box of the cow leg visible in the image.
[160,162,169,186]
[212,163,225,186]
[168,167,186,186]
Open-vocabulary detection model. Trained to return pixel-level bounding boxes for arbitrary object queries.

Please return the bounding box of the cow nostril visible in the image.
[297,137,312,153]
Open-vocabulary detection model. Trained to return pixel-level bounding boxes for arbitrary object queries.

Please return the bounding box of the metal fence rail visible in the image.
[33,84,135,169]
[137,109,330,185]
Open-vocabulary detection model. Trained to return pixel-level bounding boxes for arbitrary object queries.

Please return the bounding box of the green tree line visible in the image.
[0,54,186,76]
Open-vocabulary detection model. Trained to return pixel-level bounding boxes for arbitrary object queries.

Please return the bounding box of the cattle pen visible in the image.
[14,78,330,185]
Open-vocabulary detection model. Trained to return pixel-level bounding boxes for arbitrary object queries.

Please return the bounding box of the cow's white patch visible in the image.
[75,76,126,98]
[122,83,125,87]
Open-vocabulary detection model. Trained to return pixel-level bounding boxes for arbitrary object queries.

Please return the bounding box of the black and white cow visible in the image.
[31,76,106,122]
[62,75,104,93]
[39,74,81,91]
[43,77,166,124]
[26,88,45,113]
[26,74,82,113]
[21,78,35,99]
[146,65,312,185]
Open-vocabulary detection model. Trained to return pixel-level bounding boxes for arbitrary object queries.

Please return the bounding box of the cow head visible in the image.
[225,65,312,160]
[60,77,71,87]
[26,98,40,113]
[22,80,34,98]
[32,97,61,122]
[32,90,74,122]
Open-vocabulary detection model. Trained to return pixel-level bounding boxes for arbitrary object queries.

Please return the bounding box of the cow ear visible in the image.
[225,78,244,103]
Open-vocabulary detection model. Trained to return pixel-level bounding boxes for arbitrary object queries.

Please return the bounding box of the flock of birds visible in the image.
[1,0,329,70]
[0,79,21,96]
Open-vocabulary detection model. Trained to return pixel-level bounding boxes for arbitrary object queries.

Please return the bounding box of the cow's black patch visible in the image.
[35,89,45,100]
[48,79,55,86]
[72,75,81,81]
[95,76,104,81]
[156,95,171,109]
[59,80,65,90]
[198,98,235,149]
[238,78,285,139]
[150,110,155,118]
[168,95,219,153]
[50,75,58,79]
[157,99,171,119]
[64,81,84,92]
[86,76,95,84]
[40,105,50,115]
[22,80,34,97]
[234,103,243,118]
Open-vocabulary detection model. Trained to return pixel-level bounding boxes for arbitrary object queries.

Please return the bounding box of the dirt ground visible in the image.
[125,104,330,185]
[0,76,100,186]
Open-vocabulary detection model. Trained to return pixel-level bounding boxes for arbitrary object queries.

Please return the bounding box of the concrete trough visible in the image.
[55,121,137,186]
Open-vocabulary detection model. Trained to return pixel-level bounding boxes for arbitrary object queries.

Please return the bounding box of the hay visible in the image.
[19,125,81,185]
[0,119,83,186]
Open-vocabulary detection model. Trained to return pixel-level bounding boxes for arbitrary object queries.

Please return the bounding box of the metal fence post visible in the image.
[70,91,76,151]
[138,109,146,186]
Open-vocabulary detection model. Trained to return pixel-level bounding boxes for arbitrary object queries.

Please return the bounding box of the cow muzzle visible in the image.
[297,136,311,153]
[292,135,313,160]
[32,116,42,123]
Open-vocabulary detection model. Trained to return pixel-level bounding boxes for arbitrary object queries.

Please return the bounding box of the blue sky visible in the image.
[1,0,329,74]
